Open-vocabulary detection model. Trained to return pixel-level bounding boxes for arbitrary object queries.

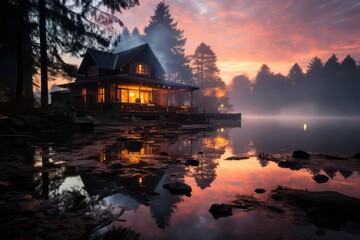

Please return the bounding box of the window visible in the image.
[89,66,99,76]
[98,87,105,103]
[118,85,153,104]
[135,63,150,76]
[81,88,87,103]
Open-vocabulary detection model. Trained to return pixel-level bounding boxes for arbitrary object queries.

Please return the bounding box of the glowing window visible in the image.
[135,63,149,76]
[81,88,86,103]
[98,87,105,103]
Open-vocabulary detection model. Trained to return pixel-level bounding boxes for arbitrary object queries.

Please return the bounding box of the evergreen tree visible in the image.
[191,42,228,112]
[144,1,192,84]
[191,42,224,89]
[287,63,304,85]
[1,0,139,109]
[306,56,323,80]
[324,54,340,74]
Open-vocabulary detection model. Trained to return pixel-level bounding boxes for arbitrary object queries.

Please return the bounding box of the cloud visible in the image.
[109,0,360,82]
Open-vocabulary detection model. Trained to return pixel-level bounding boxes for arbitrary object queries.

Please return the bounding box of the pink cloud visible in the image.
[110,0,360,82]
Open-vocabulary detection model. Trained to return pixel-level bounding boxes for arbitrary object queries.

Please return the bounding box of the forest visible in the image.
[1,1,360,116]
[230,54,360,116]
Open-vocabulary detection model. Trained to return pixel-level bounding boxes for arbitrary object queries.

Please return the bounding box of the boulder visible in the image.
[163,182,192,196]
[313,174,329,184]
[8,117,27,130]
[353,152,360,159]
[185,159,199,166]
[116,136,128,142]
[124,140,143,152]
[159,115,167,122]
[209,204,233,219]
[255,188,266,194]
[292,150,310,159]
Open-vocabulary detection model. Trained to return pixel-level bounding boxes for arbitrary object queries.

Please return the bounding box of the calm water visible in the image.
[33,118,360,239]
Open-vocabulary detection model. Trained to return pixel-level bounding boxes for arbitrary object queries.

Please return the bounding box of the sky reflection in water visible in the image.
[39,119,360,239]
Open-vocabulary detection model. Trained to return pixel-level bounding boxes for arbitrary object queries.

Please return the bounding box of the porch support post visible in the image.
[190,90,193,106]
[178,90,181,106]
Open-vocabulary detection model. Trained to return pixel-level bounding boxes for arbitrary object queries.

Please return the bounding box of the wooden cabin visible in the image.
[58,44,199,113]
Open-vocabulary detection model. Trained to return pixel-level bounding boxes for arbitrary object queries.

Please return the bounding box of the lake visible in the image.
[3,118,360,239]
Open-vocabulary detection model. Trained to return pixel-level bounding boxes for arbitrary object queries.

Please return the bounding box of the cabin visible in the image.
[57,43,199,113]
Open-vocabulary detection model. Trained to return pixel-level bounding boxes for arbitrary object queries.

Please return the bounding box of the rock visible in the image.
[124,140,143,152]
[163,182,192,196]
[8,117,26,130]
[353,152,360,159]
[16,115,34,128]
[209,204,233,219]
[271,186,360,230]
[131,115,140,122]
[255,188,266,194]
[159,115,167,122]
[292,150,310,159]
[116,136,128,142]
[164,133,175,138]
[185,118,193,124]
[325,155,347,160]
[226,155,249,160]
[313,174,329,184]
[184,159,199,166]
[34,123,44,130]
[278,160,302,170]
[159,152,169,156]
[109,163,122,170]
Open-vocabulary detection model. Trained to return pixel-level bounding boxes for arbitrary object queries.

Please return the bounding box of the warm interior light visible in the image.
[129,92,135,97]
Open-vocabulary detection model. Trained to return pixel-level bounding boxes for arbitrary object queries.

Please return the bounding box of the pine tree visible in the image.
[191,42,229,112]
[1,0,139,109]
[306,56,323,80]
[144,1,192,84]
[287,63,304,85]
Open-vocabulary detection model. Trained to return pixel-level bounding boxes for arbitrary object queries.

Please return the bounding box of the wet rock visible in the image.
[124,140,142,152]
[164,133,175,139]
[163,182,192,196]
[159,115,167,122]
[353,152,360,159]
[16,115,34,128]
[109,163,122,170]
[278,160,302,170]
[292,150,310,159]
[131,115,141,122]
[184,159,199,166]
[271,186,360,230]
[116,136,128,142]
[325,155,347,160]
[226,155,249,160]
[159,152,169,156]
[255,188,266,194]
[209,204,233,219]
[313,174,329,184]
[185,118,193,124]
[8,117,26,130]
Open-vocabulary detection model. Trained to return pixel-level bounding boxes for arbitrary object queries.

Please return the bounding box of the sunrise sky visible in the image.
[112,0,360,84]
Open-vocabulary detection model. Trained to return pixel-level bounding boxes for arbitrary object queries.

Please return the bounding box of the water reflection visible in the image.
[30,120,360,239]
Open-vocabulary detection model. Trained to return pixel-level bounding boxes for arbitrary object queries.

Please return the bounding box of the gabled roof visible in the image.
[85,43,165,74]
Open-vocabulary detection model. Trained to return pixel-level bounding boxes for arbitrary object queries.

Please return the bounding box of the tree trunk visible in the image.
[39,0,48,109]
[15,3,25,104]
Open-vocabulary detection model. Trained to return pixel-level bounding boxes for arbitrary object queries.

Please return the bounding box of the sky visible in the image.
[111,0,360,84]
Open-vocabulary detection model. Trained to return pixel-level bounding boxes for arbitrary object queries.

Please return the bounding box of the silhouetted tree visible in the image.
[144,2,192,84]
[191,42,228,112]
[1,0,139,109]
[287,63,304,85]
[229,75,253,114]
[306,56,323,80]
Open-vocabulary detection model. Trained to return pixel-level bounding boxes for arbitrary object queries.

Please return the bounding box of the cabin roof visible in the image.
[85,43,165,74]
[60,74,199,91]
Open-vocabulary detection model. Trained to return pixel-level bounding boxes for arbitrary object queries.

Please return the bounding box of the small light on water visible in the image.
[303,123,307,132]
[220,128,224,133]
[138,176,143,185]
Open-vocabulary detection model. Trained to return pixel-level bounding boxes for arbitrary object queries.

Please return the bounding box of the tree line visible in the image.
[230,54,360,116]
